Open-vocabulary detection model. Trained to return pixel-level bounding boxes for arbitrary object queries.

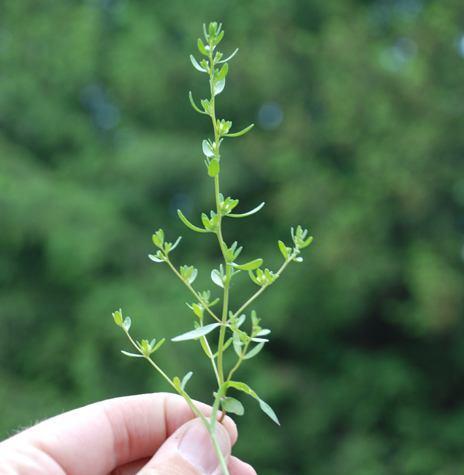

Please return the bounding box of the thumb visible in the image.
[137,418,231,475]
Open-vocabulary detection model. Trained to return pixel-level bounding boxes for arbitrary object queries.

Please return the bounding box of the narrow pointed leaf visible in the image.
[301,236,314,249]
[121,350,143,358]
[153,338,166,352]
[278,240,290,259]
[200,336,213,358]
[228,202,265,218]
[218,48,239,63]
[148,254,164,263]
[177,210,208,233]
[225,123,254,138]
[216,63,228,81]
[188,91,208,115]
[170,236,182,252]
[226,381,280,425]
[231,258,263,271]
[243,342,265,360]
[227,381,258,398]
[258,399,280,425]
[181,371,193,390]
[197,38,208,55]
[190,55,207,72]
[172,323,221,342]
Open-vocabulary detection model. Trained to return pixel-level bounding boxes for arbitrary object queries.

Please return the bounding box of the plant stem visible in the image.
[226,339,250,382]
[207,46,232,390]
[125,329,231,475]
[230,252,296,320]
[202,335,221,386]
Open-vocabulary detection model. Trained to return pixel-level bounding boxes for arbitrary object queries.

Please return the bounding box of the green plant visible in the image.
[112,22,313,474]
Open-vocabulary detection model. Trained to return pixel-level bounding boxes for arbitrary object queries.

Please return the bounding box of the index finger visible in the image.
[1,393,237,475]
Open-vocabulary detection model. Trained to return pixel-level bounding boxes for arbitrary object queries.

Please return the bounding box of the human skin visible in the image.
[0,393,256,475]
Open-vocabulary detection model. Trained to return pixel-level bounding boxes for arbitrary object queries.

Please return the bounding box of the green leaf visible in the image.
[177,210,208,233]
[211,269,224,288]
[152,229,164,248]
[202,140,214,158]
[218,48,239,63]
[148,253,164,263]
[227,381,258,398]
[188,91,208,115]
[228,202,265,218]
[190,55,206,73]
[153,338,166,352]
[301,236,314,249]
[248,270,260,286]
[200,99,212,115]
[181,371,193,390]
[225,123,254,138]
[258,399,280,426]
[232,331,242,356]
[231,258,263,271]
[208,158,220,177]
[123,316,131,332]
[189,303,204,319]
[112,309,123,326]
[180,265,198,284]
[226,381,280,425]
[197,38,208,55]
[222,397,245,416]
[200,336,213,358]
[213,78,226,96]
[278,240,290,259]
[215,29,224,45]
[172,323,221,342]
[121,350,143,358]
[216,63,229,81]
[243,342,265,360]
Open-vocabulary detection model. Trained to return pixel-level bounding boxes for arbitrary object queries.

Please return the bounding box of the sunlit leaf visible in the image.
[172,323,221,342]
[121,350,143,358]
[228,202,265,218]
[211,269,224,288]
[190,55,206,73]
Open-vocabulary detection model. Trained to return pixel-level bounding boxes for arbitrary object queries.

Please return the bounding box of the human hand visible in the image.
[0,393,256,475]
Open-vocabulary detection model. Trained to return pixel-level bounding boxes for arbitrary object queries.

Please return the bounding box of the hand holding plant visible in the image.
[113,22,313,475]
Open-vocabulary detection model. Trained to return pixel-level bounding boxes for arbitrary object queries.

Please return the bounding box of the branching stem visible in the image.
[165,257,221,323]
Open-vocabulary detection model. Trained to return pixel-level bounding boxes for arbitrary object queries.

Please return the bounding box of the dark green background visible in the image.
[1,1,464,473]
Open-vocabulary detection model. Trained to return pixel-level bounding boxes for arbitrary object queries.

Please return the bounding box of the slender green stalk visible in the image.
[124,326,230,474]
[230,251,297,320]
[112,22,313,475]
[165,257,221,323]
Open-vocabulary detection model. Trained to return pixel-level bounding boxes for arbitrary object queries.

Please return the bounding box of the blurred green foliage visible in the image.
[1,0,464,473]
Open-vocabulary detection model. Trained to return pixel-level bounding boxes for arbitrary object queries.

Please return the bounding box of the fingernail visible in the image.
[178,419,230,474]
